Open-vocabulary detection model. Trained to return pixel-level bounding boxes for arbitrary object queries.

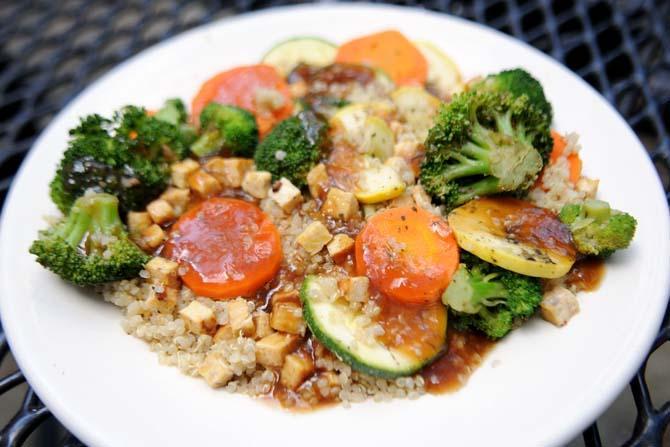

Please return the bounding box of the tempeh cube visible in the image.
[326,234,355,261]
[141,224,166,249]
[306,163,328,199]
[255,333,301,368]
[198,352,234,388]
[296,221,332,255]
[146,199,175,225]
[188,169,222,196]
[213,325,234,343]
[241,170,272,199]
[160,187,190,216]
[253,311,274,339]
[171,159,200,188]
[321,188,359,220]
[144,256,180,288]
[127,211,152,236]
[280,354,315,390]
[541,286,580,327]
[205,157,253,188]
[270,302,306,336]
[269,178,303,212]
[179,301,217,335]
[228,298,255,336]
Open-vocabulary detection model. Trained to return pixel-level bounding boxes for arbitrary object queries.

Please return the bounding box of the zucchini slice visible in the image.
[262,37,337,76]
[301,275,447,379]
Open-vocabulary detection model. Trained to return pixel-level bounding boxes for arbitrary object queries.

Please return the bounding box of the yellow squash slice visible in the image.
[447,198,577,278]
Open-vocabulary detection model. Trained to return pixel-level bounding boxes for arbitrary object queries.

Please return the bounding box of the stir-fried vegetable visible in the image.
[163,198,282,299]
[355,206,460,304]
[447,197,577,278]
[559,199,637,257]
[443,252,543,339]
[191,64,293,137]
[419,91,550,210]
[30,193,149,286]
[335,30,428,86]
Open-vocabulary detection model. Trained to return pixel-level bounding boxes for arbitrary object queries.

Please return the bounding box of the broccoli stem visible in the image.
[58,194,122,248]
[457,177,501,204]
[442,158,490,181]
[60,209,92,248]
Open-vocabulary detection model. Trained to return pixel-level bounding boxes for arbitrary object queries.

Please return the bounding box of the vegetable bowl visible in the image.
[1,4,668,447]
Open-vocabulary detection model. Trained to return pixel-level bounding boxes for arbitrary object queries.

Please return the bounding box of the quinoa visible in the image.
[528,132,591,211]
[101,192,431,409]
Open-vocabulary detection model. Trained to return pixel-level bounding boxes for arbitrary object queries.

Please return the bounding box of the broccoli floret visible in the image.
[443,252,543,339]
[471,69,553,160]
[50,108,170,214]
[420,91,550,209]
[559,200,637,257]
[116,100,195,160]
[254,111,328,188]
[191,103,258,158]
[30,193,149,286]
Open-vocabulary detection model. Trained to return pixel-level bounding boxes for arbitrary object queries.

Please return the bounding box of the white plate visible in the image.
[1,4,668,447]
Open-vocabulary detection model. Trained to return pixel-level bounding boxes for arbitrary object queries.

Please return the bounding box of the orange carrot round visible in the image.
[355,207,459,304]
[191,64,293,137]
[163,198,282,299]
[335,30,428,86]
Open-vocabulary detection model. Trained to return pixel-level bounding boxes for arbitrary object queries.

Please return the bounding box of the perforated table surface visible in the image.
[0,1,668,446]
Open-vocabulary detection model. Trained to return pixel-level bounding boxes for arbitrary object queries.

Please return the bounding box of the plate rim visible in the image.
[1,3,669,447]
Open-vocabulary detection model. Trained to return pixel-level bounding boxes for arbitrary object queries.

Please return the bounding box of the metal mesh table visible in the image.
[0,1,668,445]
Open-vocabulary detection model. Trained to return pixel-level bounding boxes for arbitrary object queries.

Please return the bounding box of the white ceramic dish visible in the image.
[1,4,668,446]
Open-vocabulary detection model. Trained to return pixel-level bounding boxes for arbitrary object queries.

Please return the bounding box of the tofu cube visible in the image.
[253,311,274,339]
[270,302,306,335]
[188,169,222,196]
[127,211,152,236]
[141,224,166,249]
[541,286,580,327]
[280,354,315,390]
[296,221,332,255]
[145,256,180,288]
[241,170,272,199]
[228,298,255,336]
[327,234,355,260]
[179,301,217,335]
[343,276,370,302]
[205,157,254,188]
[146,199,175,225]
[306,163,329,199]
[160,187,190,216]
[171,159,200,188]
[269,178,303,212]
[322,188,359,220]
[213,325,234,343]
[145,287,178,314]
[255,332,301,368]
[198,352,234,388]
[271,290,301,307]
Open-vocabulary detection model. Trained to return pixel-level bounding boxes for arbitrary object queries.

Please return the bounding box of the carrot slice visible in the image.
[355,207,459,304]
[335,30,428,86]
[191,64,293,137]
[548,130,581,185]
[163,198,282,299]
